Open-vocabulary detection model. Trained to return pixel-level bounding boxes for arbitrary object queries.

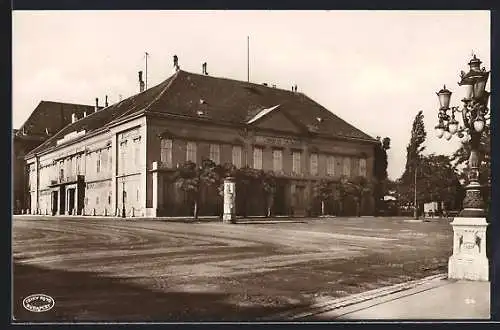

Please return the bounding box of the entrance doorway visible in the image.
[51,191,58,215]
[68,188,76,215]
[59,188,66,215]
[273,180,286,216]
[294,185,306,216]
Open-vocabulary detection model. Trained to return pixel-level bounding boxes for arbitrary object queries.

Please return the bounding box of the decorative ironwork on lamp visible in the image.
[434,54,490,217]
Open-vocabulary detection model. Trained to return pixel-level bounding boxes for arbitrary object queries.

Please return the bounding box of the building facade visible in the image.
[25,69,378,217]
[13,101,101,214]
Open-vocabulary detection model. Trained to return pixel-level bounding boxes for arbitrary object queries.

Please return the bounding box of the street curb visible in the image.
[12,215,330,223]
[261,273,447,321]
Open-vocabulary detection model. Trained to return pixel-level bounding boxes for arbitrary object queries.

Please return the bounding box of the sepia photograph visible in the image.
[11,10,491,322]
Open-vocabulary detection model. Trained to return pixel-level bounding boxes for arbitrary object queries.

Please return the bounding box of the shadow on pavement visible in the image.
[13,262,311,322]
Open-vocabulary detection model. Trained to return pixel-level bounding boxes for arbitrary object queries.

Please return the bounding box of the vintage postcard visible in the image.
[11,10,491,322]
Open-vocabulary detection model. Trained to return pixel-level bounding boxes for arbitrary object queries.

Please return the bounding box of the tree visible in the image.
[452,124,491,186]
[215,162,238,197]
[419,154,464,211]
[337,175,350,216]
[261,171,277,217]
[373,136,391,216]
[399,110,427,218]
[232,166,274,217]
[451,123,491,214]
[343,176,373,217]
[403,110,427,176]
[396,154,464,215]
[312,179,334,216]
[174,159,220,219]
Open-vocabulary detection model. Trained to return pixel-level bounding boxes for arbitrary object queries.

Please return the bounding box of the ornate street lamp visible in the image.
[436,54,490,281]
[435,55,490,217]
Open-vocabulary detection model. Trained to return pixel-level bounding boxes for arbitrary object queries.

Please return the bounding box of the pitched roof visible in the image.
[16,101,98,138]
[28,70,376,156]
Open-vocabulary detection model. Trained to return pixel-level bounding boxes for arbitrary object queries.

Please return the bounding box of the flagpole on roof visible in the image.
[145,52,150,90]
[247,36,250,82]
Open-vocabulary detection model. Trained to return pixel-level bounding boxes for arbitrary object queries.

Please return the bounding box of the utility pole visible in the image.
[145,52,149,90]
[247,36,250,82]
[414,161,418,219]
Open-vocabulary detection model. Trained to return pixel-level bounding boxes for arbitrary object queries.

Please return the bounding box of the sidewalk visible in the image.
[265,274,490,321]
[12,214,324,223]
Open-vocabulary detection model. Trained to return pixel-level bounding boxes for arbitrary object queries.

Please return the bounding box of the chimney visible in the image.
[173,55,179,72]
[71,113,77,123]
[105,95,109,107]
[95,98,99,112]
[139,71,145,93]
[202,62,208,75]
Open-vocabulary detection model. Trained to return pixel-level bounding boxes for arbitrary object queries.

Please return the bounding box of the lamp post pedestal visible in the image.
[448,133,488,281]
[448,217,489,281]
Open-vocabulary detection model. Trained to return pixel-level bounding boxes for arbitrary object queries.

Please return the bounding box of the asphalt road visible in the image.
[12,216,452,322]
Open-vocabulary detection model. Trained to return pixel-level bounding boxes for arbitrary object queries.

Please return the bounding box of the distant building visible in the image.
[25,67,378,217]
[13,101,100,213]
[424,201,442,217]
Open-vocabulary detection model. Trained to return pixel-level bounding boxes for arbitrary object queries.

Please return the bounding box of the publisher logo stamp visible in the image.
[22,294,55,313]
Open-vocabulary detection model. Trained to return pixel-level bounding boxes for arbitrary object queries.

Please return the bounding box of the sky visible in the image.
[12,10,490,180]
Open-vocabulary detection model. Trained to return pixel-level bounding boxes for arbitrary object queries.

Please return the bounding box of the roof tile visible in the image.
[28,70,376,156]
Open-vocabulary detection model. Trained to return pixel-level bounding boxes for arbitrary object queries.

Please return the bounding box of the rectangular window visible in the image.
[272,149,283,172]
[134,138,141,168]
[209,144,220,164]
[96,151,101,173]
[359,158,367,177]
[76,155,81,175]
[253,147,263,170]
[327,155,335,176]
[28,164,35,190]
[186,142,197,162]
[343,157,351,177]
[232,146,242,168]
[310,153,318,175]
[352,158,359,178]
[160,139,173,167]
[59,160,64,181]
[65,159,71,178]
[120,141,127,174]
[292,151,301,174]
[71,157,76,177]
[102,149,108,173]
[108,149,113,173]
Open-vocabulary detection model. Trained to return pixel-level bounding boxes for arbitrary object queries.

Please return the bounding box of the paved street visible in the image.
[13,216,452,321]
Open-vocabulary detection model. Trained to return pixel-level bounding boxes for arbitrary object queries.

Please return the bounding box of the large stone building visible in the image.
[25,66,378,218]
[13,100,102,213]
